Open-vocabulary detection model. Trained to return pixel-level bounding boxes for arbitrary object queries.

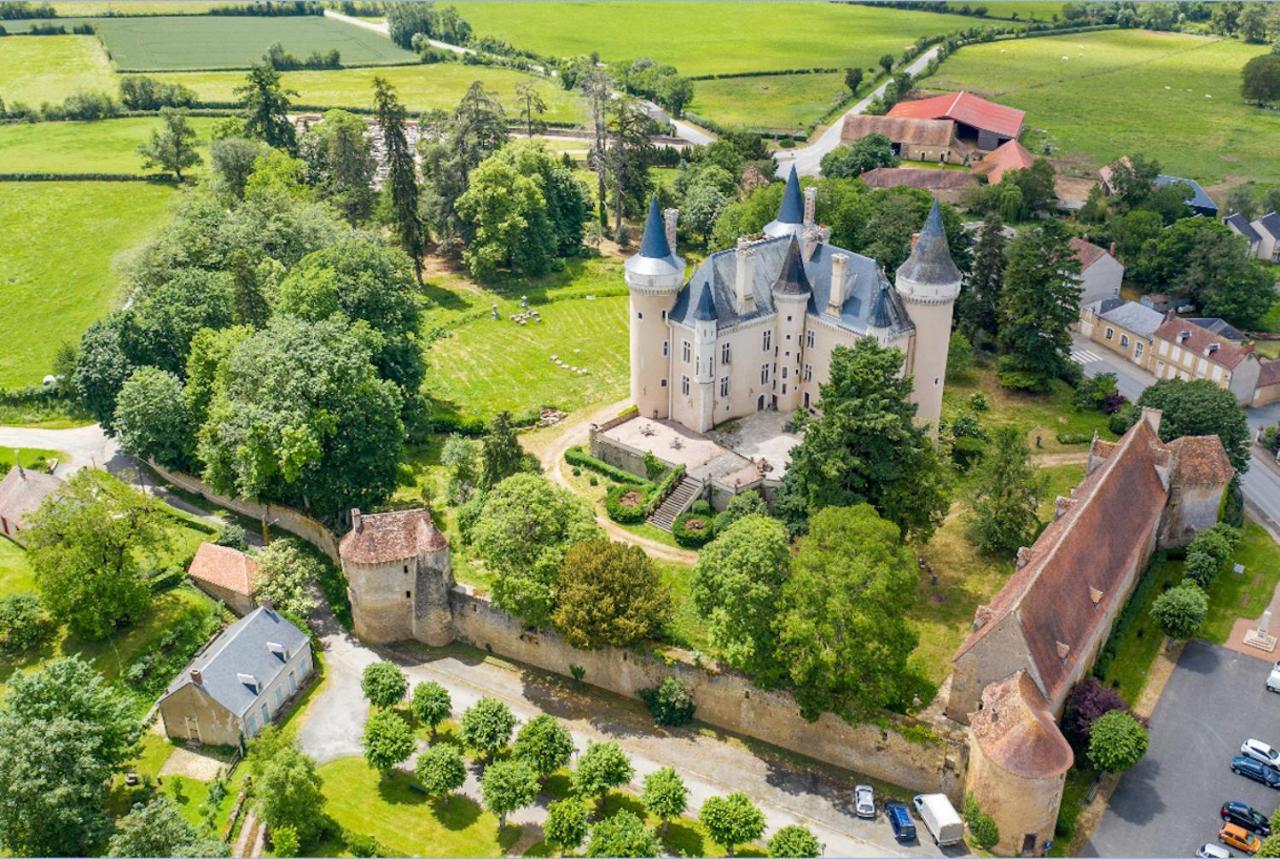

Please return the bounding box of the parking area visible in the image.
[1086,640,1280,857]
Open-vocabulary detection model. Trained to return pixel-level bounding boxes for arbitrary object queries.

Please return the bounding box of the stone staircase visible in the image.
[647,476,700,531]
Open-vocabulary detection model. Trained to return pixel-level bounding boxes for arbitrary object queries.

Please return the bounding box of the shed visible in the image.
[0,465,63,547]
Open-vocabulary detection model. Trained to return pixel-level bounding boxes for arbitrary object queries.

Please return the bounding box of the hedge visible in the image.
[644,464,686,517]
[1056,431,1092,445]
[564,445,649,487]
[672,510,714,548]
[606,484,649,524]
[0,172,180,182]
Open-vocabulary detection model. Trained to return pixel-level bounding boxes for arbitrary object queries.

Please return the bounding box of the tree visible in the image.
[361,661,408,709]
[844,66,864,93]
[711,490,766,534]
[1063,677,1129,746]
[1109,209,1164,288]
[411,681,452,738]
[963,794,1000,852]
[1157,218,1275,328]
[252,538,322,617]
[108,798,228,857]
[299,109,376,224]
[819,134,898,179]
[641,767,687,833]
[255,742,326,844]
[460,697,517,762]
[1086,710,1149,773]
[586,809,662,858]
[1003,158,1057,218]
[699,793,765,856]
[26,471,169,640]
[768,825,822,858]
[1135,378,1250,471]
[553,540,671,648]
[1150,582,1208,640]
[470,473,602,626]
[480,411,525,488]
[776,338,950,540]
[235,63,296,152]
[957,211,1006,342]
[441,434,480,503]
[415,744,467,799]
[210,136,267,200]
[996,220,1081,391]
[879,53,895,74]
[968,426,1046,557]
[606,96,655,234]
[72,315,138,430]
[515,79,547,137]
[777,505,919,721]
[1106,154,1161,211]
[137,107,202,180]
[513,714,574,780]
[113,366,193,469]
[682,181,730,244]
[1240,2,1270,42]
[362,710,415,773]
[1258,835,1280,858]
[373,76,425,282]
[690,514,790,681]
[545,799,590,855]
[270,826,300,858]
[579,69,614,226]
[0,594,54,654]
[572,740,635,810]
[1227,185,1260,221]
[481,760,539,830]
[419,80,509,247]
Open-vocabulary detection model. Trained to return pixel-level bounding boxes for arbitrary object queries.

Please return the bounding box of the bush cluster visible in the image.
[564,445,649,487]
[605,484,648,524]
[638,676,696,726]
[672,510,714,547]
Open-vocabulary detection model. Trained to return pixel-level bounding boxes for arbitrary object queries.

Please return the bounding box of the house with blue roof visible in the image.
[158,605,313,747]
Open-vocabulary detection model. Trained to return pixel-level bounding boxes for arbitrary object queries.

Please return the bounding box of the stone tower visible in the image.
[895,201,962,432]
[771,236,811,414]
[688,280,718,432]
[625,198,685,420]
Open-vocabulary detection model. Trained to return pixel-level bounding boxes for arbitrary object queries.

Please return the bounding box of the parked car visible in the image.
[1220,823,1262,855]
[854,784,875,819]
[1267,661,1280,693]
[912,794,965,847]
[1232,756,1280,789]
[1242,740,1280,770]
[884,801,916,843]
[1222,801,1272,837]
[1198,844,1233,859]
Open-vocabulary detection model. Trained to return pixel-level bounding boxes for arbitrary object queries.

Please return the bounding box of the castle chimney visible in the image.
[1140,406,1162,435]
[735,238,756,315]
[828,253,849,314]
[352,508,363,533]
[802,187,817,227]
[190,669,203,685]
[663,208,679,254]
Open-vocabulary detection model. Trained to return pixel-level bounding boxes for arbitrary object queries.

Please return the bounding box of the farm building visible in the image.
[972,138,1036,184]
[839,114,963,164]
[1099,159,1218,218]
[158,606,312,747]
[187,542,260,616]
[1232,212,1280,263]
[858,166,978,203]
[887,90,1025,151]
[1224,212,1263,257]
[0,465,62,547]
[1068,237,1124,306]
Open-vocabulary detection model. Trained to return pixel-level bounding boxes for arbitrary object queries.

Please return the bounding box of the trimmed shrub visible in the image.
[639,676,696,726]
[1055,431,1092,445]
[564,445,649,486]
[691,499,712,516]
[1087,710,1149,773]
[606,484,648,524]
[672,511,714,547]
[964,794,1000,851]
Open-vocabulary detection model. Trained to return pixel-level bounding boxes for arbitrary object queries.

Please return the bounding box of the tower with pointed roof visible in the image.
[625,198,685,420]
[895,201,962,432]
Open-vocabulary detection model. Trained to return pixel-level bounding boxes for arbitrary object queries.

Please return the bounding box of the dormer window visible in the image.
[1056,641,1071,660]
[1089,587,1103,605]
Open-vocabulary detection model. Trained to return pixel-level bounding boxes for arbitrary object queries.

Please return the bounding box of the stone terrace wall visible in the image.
[450,585,968,800]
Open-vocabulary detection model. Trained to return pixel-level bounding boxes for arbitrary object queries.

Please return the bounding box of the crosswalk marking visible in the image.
[1070,348,1104,365]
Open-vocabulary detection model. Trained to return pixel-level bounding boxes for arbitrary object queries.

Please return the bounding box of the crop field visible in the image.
[450,1,1001,76]
[974,2,1068,20]
[0,182,178,388]
[49,1,243,12]
[0,35,114,106]
[146,64,585,121]
[688,72,849,133]
[925,30,1280,187]
[5,14,417,69]
[0,116,219,175]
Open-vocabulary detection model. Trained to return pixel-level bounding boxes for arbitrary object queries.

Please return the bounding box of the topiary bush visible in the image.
[605,484,648,524]
[639,676,696,726]
[691,499,712,516]
[672,511,714,547]
[1056,431,1092,445]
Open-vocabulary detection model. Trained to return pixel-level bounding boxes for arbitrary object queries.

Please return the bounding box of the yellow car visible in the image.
[1221,823,1262,854]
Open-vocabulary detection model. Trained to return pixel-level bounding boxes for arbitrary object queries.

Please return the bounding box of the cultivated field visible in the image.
[0,35,114,105]
[0,182,177,387]
[0,116,219,174]
[688,72,849,133]
[146,64,585,121]
[925,30,1280,187]
[978,2,1069,20]
[5,14,417,69]
[49,0,243,12]
[450,1,1002,75]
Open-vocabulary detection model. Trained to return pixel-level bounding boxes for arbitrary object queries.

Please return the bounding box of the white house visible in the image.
[1069,238,1124,306]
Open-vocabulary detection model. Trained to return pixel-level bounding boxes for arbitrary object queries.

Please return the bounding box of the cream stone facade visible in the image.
[625,168,960,442]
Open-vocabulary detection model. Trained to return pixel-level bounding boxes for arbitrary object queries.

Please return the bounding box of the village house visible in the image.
[158,605,312,747]
[888,90,1025,151]
[0,465,62,547]
[839,114,964,164]
[1079,298,1162,368]
[187,542,260,616]
[1225,212,1264,258]
[1151,316,1262,405]
[1226,211,1280,263]
[1069,237,1124,306]
[858,166,978,203]
[1099,159,1219,218]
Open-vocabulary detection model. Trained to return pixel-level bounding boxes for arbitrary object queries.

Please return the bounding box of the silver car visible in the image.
[1242,738,1280,769]
[1197,843,1233,859]
[1267,661,1280,693]
[854,784,875,819]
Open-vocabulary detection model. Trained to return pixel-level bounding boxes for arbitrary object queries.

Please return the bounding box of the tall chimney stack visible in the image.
[735,238,756,315]
[352,508,363,533]
[803,187,817,228]
[190,669,203,685]
[663,208,679,254]
[828,253,848,314]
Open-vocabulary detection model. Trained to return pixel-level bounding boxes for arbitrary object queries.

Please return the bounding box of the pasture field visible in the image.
[925,30,1280,187]
[145,64,585,121]
[49,1,243,12]
[688,72,849,133]
[0,35,114,106]
[5,14,416,69]
[0,116,219,174]
[975,2,1068,20]
[0,182,178,388]
[450,1,1002,76]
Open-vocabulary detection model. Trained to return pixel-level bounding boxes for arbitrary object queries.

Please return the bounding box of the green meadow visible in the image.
[925,30,1280,188]
[0,116,219,175]
[688,72,849,133]
[0,35,114,106]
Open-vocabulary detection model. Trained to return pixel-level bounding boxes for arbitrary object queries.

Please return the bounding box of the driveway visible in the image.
[1085,641,1280,857]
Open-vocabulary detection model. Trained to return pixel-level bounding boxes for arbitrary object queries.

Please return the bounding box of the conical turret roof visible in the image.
[771,236,812,296]
[638,197,672,259]
[896,201,961,286]
[777,165,804,225]
[690,280,717,321]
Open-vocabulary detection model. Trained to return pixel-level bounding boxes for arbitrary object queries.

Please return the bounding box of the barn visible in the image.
[888,91,1025,151]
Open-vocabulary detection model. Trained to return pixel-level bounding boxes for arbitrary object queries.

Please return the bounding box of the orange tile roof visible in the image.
[859,167,977,191]
[888,91,1025,139]
[970,671,1074,779]
[972,138,1036,184]
[339,508,448,565]
[840,115,956,148]
[187,542,259,597]
[1168,436,1235,487]
[1259,359,1280,388]
[1154,318,1256,371]
[1068,237,1109,271]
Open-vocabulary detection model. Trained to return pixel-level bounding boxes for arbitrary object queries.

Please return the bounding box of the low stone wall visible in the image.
[147,461,341,562]
[589,427,651,481]
[450,585,968,800]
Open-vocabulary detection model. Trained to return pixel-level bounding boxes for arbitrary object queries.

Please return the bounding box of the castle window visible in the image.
[786,315,792,322]
[782,366,788,379]
[762,330,772,351]
[782,384,787,395]
[760,364,770,384]
[637,311,643,320]
[719,377,729,397]
[405,591,411,599]
[804,364,812,382]
[681,376,690,395]
[682,340,691,363]
[403,565,408,574]
[721,343,731,364]
[661,309,667,320]
[806,330,815,348]
[662,340,668,357]
[660,379,667,387]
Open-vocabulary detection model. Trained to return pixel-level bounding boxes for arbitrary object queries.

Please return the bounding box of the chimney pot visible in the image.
[802,187,817,228]
[828,253,849,313]
[734,241,756,315]
[190,669,203,685]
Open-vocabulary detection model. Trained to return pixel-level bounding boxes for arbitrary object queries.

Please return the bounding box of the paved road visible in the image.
[1085,641,1280,857]
[324,8,470,56]
[774,47,942,179]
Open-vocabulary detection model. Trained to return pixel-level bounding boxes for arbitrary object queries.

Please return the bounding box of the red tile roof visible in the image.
[1168,436,1235,487]
[970,671,1074,779]
[888,91,1025,139]
[859,167,977,191]
[1154,318,1256,371]
[972,138,1036,184]
[1069,237,1109,271]
[187,542,259,597]
[840,115,956,148]
[339,508,448,565]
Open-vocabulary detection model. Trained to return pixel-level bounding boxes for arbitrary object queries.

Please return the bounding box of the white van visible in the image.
[912,793,965,847]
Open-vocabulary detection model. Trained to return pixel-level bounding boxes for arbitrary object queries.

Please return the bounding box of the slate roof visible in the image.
[690,280,717,321]
[772,237,812,296]
[840,114,956,148]
[888,91,1025,139]
[1186,317,1245,342]
[187,542,259,598]
[638,197,672,259]
[859,167,977,192]
[777,165,804,225]
[972,138,1036,184]
[1154,318,1256,370]
[896,200,962,287]
[1225,212,1262,244]
[1086,298,1162,340]
[1154,174,1218,216]
[1257,212,1280,240]
[340,508,448,565]
[165,607,309,717]
[970,671,1074,779]
[0,466,62,536]
[1068,237,1109,271]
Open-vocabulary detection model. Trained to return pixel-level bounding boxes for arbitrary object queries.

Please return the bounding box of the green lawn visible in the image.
[0,539,35,597]
[0,449,60,472]
[688,72,850,133]
[0,35,114,106]
[5,15,417,69]
[926,30,1280,188]
[0,117,219,175]
[145,63,585,122]
[450,1,1004,76]
[0,181,178,387]
[1201,521,1280,643]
